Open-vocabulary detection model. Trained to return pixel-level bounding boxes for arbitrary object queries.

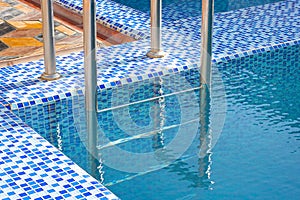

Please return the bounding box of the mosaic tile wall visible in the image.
[53,0,285,40]
[12,67,212,188]
[2,0,300,110]
[0,102,119,199]
[1,0,300,198]
[218,44,300,121]
[13,44,300,151]
[12,43,300,192]
[55,0,150,40]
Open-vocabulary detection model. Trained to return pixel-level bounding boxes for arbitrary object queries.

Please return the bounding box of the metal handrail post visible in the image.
[147,0,165,58]
[199,1,214,179]
[40,0,61,80]
[200,0,214,88]
[83,0,98,176]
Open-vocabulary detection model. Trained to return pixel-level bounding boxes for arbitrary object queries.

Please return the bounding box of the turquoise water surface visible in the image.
[112,0,284,13]
[15,44,300,199]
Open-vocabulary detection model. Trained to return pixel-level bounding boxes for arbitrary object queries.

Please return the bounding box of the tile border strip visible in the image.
[4,38,300,111]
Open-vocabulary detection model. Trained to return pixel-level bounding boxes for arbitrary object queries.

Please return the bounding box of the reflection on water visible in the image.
[112,0,283,14]
[198,84,213,187]
[56,123,63,151]
[13,45,300,199]
[151,77,166,150]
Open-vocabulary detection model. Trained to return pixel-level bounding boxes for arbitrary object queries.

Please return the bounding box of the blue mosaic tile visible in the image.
[55,0,150,40]
[12,44,300,192]
[1,0,300,198]
[3,0,298,106]
[0,105,119,199]
[53,0,286,40]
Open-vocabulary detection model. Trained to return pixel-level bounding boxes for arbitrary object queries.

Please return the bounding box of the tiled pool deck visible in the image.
[0,0,300,199]
[0,102,119,199]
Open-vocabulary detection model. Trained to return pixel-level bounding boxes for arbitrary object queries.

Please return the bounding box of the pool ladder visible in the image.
[40,0,214,170]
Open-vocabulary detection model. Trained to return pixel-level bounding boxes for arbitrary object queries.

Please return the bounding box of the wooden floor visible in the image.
[0,0,107,66]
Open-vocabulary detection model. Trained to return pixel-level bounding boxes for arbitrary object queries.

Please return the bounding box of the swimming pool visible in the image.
[14,44,300,199]
[112,0,284,13]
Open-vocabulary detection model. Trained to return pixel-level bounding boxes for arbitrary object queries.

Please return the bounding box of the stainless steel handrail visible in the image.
[40,0,214,161]
[83,0,98,177]
[147,0,165,58]
[200,0,214,88]
[40,0,61,80]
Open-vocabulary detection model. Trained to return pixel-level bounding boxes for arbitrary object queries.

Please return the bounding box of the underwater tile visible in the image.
[0,106,119,199]
[0,0,299,199]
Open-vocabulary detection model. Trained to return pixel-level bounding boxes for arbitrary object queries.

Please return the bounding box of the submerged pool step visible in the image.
[104,153,199,187]
[97,118,200,150]
[97,86,201,113]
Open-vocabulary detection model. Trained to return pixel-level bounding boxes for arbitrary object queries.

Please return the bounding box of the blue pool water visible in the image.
[112,0,284,13]
[15,44,300,199]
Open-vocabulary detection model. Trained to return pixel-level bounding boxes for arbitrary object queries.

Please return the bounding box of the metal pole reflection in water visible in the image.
[152,77,166,150]
[198,84,213,187]
[147,0,165,58]
[199,0,214,186]
[200,0,214,88]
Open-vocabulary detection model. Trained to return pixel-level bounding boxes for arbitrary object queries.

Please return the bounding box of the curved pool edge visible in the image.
[0,102,120,199]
